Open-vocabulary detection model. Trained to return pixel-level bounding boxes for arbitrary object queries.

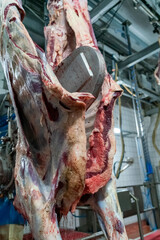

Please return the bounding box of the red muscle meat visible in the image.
[0,0,123,239]
[84,77,121,194]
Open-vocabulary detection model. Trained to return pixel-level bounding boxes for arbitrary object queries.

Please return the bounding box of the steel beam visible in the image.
[145,107,159,116]
[98,42,121,60]
[122,92,154,106]
[117,79,160,101]
[90,0,120,24]
[118,41,160,70]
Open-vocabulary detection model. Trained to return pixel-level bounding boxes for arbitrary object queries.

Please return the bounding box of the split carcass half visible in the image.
[0,0,128,239]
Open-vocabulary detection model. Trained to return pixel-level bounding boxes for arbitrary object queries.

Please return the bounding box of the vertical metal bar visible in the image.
[149,175,160,228]
[135,137,147,178]
[112,56,116,80]
[130,193,144,240]
[92,212,98,233]
[7,106,12,139]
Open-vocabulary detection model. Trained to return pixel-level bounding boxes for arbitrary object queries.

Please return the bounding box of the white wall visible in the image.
[113,104,160,226]
[113,104,143,187]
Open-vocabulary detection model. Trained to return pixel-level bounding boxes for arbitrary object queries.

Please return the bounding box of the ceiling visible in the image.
[20,0,160,70]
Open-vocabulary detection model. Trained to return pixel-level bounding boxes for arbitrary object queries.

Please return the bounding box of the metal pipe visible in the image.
[0,94,7,112]
[120,160,134,173]
[133,0,160,21]
[122,92,155,106]
[90,0,121,24]
[7,107,12,139]
[76,206,92,210]
[117,182,160,188]
[143,207,156,212]
[118,41,160,70]
[130,193,144,240]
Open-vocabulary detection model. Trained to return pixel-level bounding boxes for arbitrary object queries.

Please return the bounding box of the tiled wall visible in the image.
[114,104,160,189]
[113,103,144,226]
[113,103,160,227]
[113,104,143,187]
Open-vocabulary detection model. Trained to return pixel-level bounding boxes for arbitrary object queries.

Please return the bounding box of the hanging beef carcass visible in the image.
[0,0,128,239]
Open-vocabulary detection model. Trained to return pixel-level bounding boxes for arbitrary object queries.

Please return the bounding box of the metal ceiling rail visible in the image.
[118,41,160,70]
[98,42,122,60]
[117,79,160,102]
[90,0,120,24]
[133,0,160,23]
[122,93,154,106]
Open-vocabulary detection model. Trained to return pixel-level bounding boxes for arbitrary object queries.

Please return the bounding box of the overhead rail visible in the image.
[118,41,160,70]
[90,0,121,24]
